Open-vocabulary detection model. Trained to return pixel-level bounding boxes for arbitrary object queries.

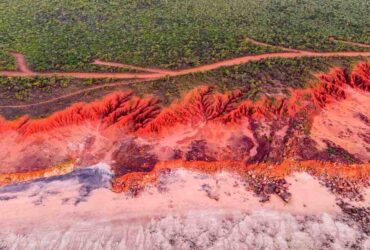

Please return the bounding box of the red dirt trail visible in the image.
[0,62,369,190]
[3,36,370,80]
[1,39,370,194]
[92,59,176,74]
[1,61,368,137]
[10,52,34,74]
[2,51,370,80]
[1,39,370,109]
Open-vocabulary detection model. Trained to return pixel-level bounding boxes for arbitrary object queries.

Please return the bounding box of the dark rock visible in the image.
[264,183,276,194]
[186,140,216,161]
[278,191,292,203]
[259,195,270,203]
[112,139,158,176]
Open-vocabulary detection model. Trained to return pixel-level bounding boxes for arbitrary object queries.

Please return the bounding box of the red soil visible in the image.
[0,62,369,192]
[9,92,160,136]
[10,52,34,74]
[0,61,369,137]
[1,39,369,111]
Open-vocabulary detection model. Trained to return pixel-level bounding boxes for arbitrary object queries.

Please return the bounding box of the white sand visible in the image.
[0,166,369,249]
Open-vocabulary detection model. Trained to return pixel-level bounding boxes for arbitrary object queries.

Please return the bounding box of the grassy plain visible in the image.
[0,0,369,115]
[1,0,369,71]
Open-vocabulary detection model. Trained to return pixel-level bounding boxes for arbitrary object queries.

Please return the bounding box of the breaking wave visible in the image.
[1,210,369,250]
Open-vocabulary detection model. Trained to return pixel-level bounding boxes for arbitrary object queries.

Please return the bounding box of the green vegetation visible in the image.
[0,56,364,120]
[130,57,362,104]
[0,0,369,116]
[326,144,357,164]
[0,51,16,71]
[0,76,115,100]
[1,0,369,72]
[1,57,361,104]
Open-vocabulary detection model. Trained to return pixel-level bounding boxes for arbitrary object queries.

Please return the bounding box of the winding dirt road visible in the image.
[1,39,370,109]
[3,50,370,80]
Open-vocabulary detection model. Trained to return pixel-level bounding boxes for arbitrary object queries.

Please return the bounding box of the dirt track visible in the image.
[331,38,370,49]
[0,79,155,108]
[92,59,175,74]
[11,52,34,74]
[1,39,370,109]
[3,51,370,80]
[244,37,300,52]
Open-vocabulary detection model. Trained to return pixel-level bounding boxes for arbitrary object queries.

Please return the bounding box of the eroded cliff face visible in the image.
[0,62,369,192]
[1,62,370,247]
